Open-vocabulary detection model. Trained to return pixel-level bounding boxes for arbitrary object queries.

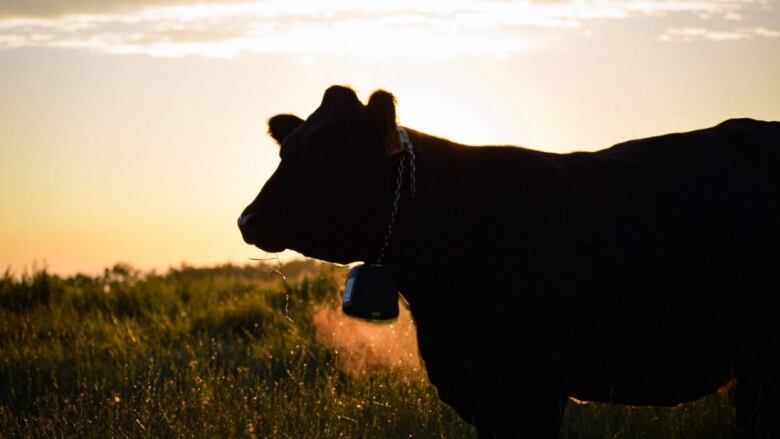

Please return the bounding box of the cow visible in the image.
[238,85,780,438]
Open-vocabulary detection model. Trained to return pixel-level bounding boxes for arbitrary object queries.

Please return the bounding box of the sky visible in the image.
[1,0,779,275]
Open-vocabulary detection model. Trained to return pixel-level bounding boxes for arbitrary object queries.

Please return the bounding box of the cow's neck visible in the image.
[380,128,574,309]
[381,128,483,304]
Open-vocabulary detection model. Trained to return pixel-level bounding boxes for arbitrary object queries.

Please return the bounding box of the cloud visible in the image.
[0,0,777,58]
[754,26,780,37]
[658,26,780,42]
[0,0,237,18]
[3,0,767,19]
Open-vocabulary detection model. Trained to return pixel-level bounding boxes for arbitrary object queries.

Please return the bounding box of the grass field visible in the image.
[0,261,736,438]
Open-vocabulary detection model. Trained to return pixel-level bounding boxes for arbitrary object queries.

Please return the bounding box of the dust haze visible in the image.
[312,302,421,376]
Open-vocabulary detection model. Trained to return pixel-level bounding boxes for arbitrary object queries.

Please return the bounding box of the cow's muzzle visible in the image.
[237,211,286,252]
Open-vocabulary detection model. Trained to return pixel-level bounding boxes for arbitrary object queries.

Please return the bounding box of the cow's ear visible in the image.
[322,85,360,106]
[268,114,304,145]
[367,90,403,156]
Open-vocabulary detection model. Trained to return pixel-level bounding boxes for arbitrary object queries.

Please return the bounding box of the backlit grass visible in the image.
[0,261,735,438]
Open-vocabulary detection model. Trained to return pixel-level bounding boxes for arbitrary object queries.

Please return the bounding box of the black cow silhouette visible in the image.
[239,85,780,438]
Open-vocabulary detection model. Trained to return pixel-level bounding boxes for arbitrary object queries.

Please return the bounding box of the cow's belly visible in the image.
[574,282,763,405]
[568,357,733,406]
[415,285,762,414]
[407,227,779,418]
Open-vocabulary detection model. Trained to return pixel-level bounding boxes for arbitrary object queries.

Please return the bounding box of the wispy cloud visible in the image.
[659,26,780,41]
[0,0,235,18]
[0,0,776,58]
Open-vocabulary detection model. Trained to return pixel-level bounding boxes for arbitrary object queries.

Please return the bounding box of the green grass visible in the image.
[0,261,736,438]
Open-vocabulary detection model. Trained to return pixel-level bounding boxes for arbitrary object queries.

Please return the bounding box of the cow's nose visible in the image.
[238,212,260,244]
[238,211,256,228]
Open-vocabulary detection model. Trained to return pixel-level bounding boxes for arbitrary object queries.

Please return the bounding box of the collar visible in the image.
[376,128,416,264]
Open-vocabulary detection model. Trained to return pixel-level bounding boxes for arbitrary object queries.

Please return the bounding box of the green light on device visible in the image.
[341,264,399,322]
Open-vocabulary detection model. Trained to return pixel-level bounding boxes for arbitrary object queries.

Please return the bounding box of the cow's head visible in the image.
[238,85,404,264]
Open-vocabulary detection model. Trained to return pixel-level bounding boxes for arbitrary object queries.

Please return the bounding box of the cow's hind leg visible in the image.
[735,312,780,439]
[735,363,780,439]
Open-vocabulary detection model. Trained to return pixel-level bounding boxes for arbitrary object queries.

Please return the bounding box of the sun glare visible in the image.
[393,85,517,146]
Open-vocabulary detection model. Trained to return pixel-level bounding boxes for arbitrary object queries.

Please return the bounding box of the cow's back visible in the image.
[555,118,780,404]
[560,118,780,266]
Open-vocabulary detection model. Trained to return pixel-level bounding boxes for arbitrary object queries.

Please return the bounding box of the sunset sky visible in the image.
[1,0,779,275]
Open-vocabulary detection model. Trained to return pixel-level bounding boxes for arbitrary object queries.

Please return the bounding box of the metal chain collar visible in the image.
[376,128,416,265]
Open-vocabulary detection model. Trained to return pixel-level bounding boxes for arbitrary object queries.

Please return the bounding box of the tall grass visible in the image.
[0,261,735,438]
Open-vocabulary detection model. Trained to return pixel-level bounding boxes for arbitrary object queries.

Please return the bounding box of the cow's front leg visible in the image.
[476,390,568,439]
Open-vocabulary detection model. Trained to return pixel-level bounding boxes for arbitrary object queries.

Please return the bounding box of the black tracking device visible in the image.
[341,264,399,321]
